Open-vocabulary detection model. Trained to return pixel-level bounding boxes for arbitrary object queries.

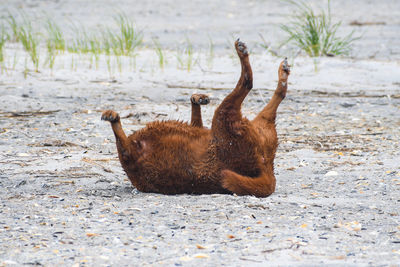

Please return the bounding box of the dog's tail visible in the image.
[221,169,276,198]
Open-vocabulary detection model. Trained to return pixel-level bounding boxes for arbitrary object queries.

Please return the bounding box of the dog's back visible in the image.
[120,120,225,194]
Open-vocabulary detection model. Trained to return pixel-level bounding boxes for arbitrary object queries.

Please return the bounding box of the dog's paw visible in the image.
[282,57,290,73]
[235,38,248,57]
[101,110,120,123]
[191,94,210,105]
[279,57,290,80]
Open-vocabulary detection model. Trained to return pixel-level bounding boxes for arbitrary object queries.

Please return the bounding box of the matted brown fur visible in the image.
[102,40,290,197]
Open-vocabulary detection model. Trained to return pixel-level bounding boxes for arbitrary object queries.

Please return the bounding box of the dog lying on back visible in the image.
[102,40,290,197]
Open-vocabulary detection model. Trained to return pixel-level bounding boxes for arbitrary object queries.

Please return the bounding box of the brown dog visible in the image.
[102,40,290,197]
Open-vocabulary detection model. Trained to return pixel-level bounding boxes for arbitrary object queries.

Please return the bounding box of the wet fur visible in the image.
[102,40,290,197]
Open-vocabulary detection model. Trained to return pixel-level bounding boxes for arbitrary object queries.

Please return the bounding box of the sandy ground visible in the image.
[1,0,400,266]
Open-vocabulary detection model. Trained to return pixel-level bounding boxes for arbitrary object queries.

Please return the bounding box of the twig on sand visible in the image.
[0,110,60,117]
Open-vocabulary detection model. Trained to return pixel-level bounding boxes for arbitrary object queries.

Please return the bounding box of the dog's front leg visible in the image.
[101,110,131,160]
[190,93,210,128]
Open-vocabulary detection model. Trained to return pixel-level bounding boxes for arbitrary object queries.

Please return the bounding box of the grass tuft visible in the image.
[112,13,143,56]
[46,19,65,51]
[18,18,40,72]
[280,0,360,57]
[45,19,66,70]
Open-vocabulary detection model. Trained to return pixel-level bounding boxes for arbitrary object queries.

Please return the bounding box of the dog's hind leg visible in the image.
[101,110,132,160]
[219,59,290,197]
[253,58,290,126]
[190,94,210,128]
[209,39,273,196]
[211,39,252,135]
[251,59,290,164]
[212,42,284,198]
[221,168,275,197]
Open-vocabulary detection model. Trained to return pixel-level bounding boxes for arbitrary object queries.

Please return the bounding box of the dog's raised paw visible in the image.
[101,110,120,123]
[282,57,290,74]
[191,94,210,105]
[235,39,248,56]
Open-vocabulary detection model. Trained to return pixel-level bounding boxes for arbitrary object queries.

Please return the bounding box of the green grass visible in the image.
[0,11,146,74]
[68,25,102,68]
[88,34,102,69]
[11,50,19,70]
[111,13,143,56]
[152,38,165,69]
[6,12,19,41]
[45,38,56,70]
[101,29,112,56]
[101,29,114,76]
[45,19,65,51]
[280,0,360,57]
[45,19,66,70]
[68,24,91,54]
[65,14,142,70]
[176,37,195,71]
[206,35,214,69]
[0,12,248,75]
[0,24,9,63]
[18,19,40,72]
